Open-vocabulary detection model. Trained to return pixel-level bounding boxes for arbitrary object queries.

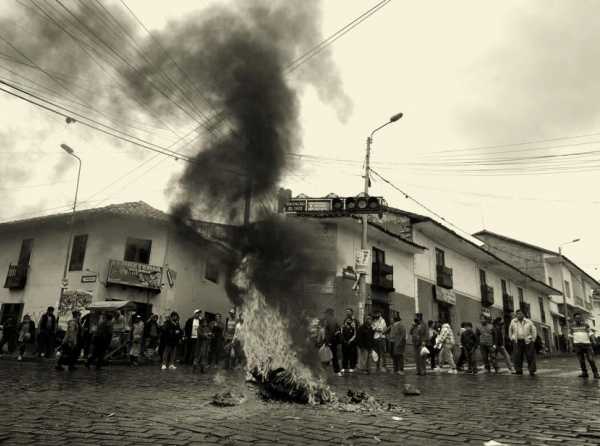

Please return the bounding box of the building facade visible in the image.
[0,202,232,327]
[474,230,600,350]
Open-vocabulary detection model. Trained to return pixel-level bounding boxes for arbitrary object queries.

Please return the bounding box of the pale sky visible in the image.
[0,0,598,279]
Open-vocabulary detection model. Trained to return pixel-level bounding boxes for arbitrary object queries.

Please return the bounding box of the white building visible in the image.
[474,230,600,350]
[0,202,232,327]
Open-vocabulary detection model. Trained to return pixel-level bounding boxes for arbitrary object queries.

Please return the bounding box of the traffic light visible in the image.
[284,194,386,216]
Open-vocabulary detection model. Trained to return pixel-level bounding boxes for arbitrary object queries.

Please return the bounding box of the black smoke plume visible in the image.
[2,1,349,378]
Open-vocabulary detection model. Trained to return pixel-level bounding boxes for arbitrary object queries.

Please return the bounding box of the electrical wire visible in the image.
[369,167,479,240]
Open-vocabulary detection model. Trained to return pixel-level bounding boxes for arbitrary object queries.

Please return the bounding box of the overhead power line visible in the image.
[369,167,478,240]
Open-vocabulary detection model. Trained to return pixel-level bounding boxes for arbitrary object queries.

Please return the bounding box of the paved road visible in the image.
[0,356,599,446]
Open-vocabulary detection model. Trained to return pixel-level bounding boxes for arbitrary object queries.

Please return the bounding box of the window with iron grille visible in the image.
[518,287,524,305]
[564,280,571,298]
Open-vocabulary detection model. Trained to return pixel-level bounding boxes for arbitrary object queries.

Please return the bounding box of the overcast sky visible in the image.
[0,0,598,279]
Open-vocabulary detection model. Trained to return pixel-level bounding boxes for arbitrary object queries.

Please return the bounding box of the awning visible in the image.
[86,300,136,311]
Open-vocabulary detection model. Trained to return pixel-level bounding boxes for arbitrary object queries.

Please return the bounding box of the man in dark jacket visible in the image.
[323,308,341,376]
[161,312,182,370]
[86,312,113,370]
[389,314,407,374]
[0,317,18,355]
[38,306,57,358]
[356,316,374,374]
[461,322,479,374]
[410,313,428,376]
[183,310,201,365]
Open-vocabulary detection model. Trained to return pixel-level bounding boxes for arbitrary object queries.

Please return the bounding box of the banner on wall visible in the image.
[434,286,456,305]
[58,289,93,329]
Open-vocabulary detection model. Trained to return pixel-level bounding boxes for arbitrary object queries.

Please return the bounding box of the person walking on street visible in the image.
[461,322,479,374]
[224,309,237,369]
[86,312,113,370]
[571,312,599,379]
[509,309,537,376]
[455,322,468,371]
[56,320,79,371]
[161,312,183,370]
[389,314,406,375]
[209,313,225,368]
[184,310,202,365]
[129,315,145,366]
[492,317,514,373]
[323,308,342,376]
[410,313,428,376]
[145,314,160,355]
[341,308,358,373]
[426,320,439,371]
[16,315,36,361]
[476,316,495,373]
[38,306,57,358]
[372,311,388,372]
[356,316,374,374]
[436,322,458,374]
[0,316,18,355]
[193,314,211,373]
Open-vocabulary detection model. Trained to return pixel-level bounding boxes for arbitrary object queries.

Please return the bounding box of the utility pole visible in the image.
[59,144,81,324]
[558,238,580,353]
[358,113,403,323]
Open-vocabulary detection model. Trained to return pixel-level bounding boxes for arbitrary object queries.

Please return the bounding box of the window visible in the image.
[548,277,553,288]
[124,238,152,264]
[518,287,524,305]
[479,269,487,286]
[205,259,219,283]
[501,279,507,295]
[17,239,33,266]
[435,248,445,266]
[538,297,546,324]
[68,234,88,271]
[373,247,385,265]
[564,280,571,298]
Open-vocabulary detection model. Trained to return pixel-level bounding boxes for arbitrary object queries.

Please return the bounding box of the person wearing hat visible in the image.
[184,309,202,365]
[389,313,406,374]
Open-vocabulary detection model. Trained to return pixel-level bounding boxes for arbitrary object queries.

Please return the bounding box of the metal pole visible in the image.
[358,136,372,323]
[558,247,571,353]
[61,154,81,289]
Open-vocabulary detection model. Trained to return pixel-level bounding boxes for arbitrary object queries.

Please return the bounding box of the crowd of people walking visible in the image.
[1,304,598,380]
[315,308,600,379]
[0,306,245,373]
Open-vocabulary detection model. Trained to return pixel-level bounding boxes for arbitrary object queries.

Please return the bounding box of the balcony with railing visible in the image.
[502,293,514,312]
[481,285,494,307]
[436,264,453,289]
[4,263,28,289]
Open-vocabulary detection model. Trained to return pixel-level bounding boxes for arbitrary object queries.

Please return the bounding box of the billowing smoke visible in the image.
[1,1,350,393]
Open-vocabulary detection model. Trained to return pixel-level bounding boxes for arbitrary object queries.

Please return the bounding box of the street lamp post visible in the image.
[60,144,82,298]
[358,112,403,322]
[558,238,580,353]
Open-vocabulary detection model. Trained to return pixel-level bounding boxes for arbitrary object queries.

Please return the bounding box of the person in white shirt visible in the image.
[509,309,537,376]
[570,312,599,379]
[372,311,388,372]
